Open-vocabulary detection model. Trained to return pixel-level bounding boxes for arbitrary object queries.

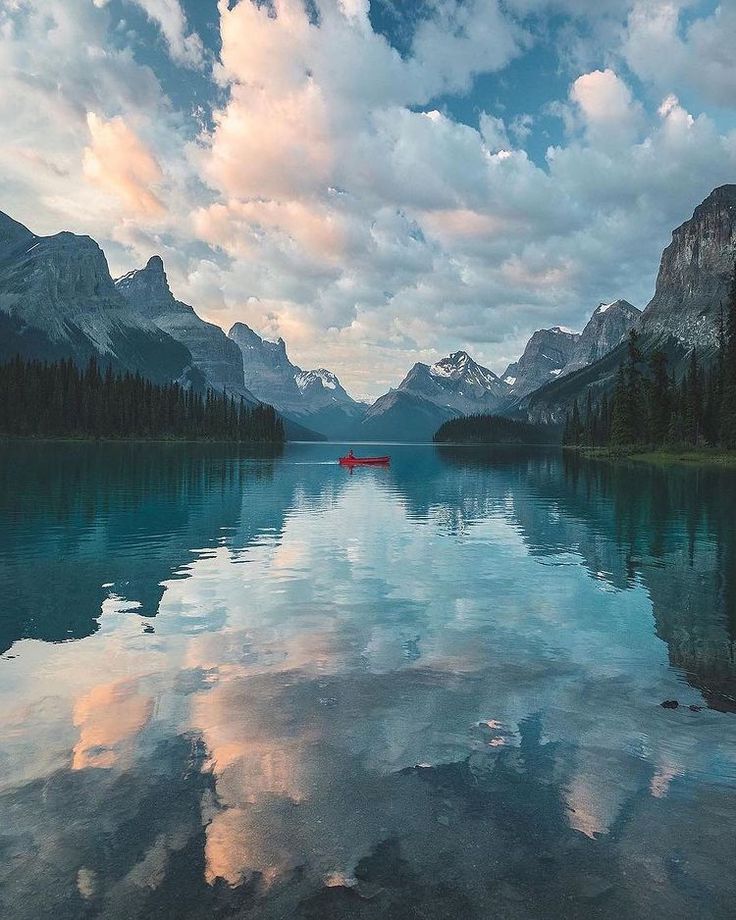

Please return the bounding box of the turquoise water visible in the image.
[1,441,735,919]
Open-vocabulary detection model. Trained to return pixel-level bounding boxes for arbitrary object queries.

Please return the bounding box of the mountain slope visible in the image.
[399,351,509,414]
[522,186,736,422]
[228,323,364,437]
[560,300,641,376]
[0,212,192,383]
[501,327,579,400]
[115,256,253,400]
[358,389,459,442]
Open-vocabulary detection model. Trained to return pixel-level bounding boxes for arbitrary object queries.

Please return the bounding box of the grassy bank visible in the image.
[565,445,736,468]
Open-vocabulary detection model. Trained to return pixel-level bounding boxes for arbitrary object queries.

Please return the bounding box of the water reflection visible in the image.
[1,442,735,919]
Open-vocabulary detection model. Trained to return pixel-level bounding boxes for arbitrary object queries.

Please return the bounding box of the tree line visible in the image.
[563,261,736,450]
[0,356,284,443]
[435,412,554,444]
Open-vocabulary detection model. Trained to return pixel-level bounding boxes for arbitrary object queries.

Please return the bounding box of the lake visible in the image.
[1,441,735,919]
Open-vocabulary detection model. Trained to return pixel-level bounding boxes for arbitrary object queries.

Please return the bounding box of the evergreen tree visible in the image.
[683,349,703,446]
[646,350,671,445]
[721,260,736,448]
[0,357,285,443]
[610,363,632,446]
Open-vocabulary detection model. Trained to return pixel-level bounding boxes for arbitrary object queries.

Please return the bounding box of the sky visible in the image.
[1,0,735,400]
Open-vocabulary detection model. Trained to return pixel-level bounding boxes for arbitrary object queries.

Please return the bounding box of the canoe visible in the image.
[338,455,390,466]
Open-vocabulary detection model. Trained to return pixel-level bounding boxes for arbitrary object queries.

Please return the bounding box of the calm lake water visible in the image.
[1,441,736,919]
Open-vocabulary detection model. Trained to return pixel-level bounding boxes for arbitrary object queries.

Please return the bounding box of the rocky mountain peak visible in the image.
[501,326,580,399]
[559,299,640,377]
[115,255,173,307]
[641,184,736,349]
[0,211,35,254]
[146,254,165,273]
[398,349,508,416]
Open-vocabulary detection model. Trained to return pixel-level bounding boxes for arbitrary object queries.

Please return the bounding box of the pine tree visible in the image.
[721,261,736,448]
[0,357,285,443]
[646,350,671,446]
[683,349,703,446]
[610,363,631,446]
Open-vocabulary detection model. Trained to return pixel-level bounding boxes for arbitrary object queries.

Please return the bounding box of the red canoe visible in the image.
[338,454,390,466]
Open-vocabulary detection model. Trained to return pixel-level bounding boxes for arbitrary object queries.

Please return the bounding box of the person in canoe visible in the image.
[347,449,355,459]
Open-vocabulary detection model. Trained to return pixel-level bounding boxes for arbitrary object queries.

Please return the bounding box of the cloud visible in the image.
[83,113,166,218]
[622,1,736,110]
[569,68,643,147]
[96,0,205,68]
[2,0,736,398]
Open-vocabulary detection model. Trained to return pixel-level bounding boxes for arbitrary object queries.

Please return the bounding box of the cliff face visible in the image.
[561,301,641,377]
[0,214,192,383]
[228,323,305,413]
[521,186,736,424]
[502,327,579,400]
[116,257,252,399]
[641,184,736,350]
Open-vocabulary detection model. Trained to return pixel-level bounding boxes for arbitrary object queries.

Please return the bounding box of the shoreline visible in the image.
[0,434,284,446]
[565,445,736,468]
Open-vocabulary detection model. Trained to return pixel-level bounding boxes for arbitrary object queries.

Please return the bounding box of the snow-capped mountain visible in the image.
[354,350,510,442]
[399,351,510,414]
[501,327,580,400]
[295,368,356,408]
[228,323,364,438]
[559,300,641,377]
[115,256,254,400]
[0,211,191,383]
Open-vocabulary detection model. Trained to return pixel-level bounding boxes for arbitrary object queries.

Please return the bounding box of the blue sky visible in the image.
[1,0,735,398]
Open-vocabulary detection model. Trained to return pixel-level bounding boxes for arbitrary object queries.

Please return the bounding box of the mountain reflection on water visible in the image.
[0,441,735,920]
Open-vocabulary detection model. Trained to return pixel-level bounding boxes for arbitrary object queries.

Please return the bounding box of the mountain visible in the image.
[115,256,254,400]
[559,300,641,377]
[358,389,459,442]
[353,351,508,442]
[228,323,364,438]
[501,327,579,400]
[523,185,736,423]
[295,368,355,407]
[399,351,509,414]
[0,212,191,382]
[640,184,736,350]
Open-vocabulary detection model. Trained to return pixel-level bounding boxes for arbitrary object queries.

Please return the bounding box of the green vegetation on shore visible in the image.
[434,413,557,445]
[564,260,736,454]
[0,356,284,443]
[567,444,736,467]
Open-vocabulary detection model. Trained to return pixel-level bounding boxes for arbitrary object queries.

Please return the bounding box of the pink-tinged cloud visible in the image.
[83,113,166,218]
[72,677,153,770]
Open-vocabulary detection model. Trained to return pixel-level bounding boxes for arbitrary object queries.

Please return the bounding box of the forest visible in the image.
[0,356,285,443]
[563,262,736,450]
[434,413,555,444]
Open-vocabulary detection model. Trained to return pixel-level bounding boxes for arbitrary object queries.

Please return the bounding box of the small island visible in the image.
[434,413,557,445]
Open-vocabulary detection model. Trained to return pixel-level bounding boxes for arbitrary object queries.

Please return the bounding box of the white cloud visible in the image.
[97,0,204,68]
[569,68,643,147]
[622,1,736,110]
[2,0,736,399]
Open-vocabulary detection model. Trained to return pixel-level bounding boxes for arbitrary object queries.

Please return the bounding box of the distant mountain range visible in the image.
[1,185,732,440]
[228,322,365,439]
